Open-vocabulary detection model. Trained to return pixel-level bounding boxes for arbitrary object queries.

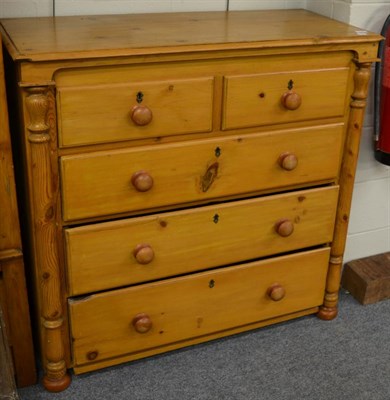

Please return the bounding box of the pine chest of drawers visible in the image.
[0,10,381,392]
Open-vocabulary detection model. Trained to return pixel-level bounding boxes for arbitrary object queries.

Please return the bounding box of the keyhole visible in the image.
[288,80,294,90]
[136,91,144,103]
[213,214,219,223]
[215,147,221,157]
[209,279,215,288]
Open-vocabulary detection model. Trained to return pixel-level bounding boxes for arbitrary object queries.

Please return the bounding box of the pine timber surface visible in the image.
[0,34,36,387]
[0,10,382,391]
[0,10,381,62]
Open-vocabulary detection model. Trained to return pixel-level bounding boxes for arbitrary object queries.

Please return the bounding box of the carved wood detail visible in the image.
[25,87,71,391]
[318,61,372,321]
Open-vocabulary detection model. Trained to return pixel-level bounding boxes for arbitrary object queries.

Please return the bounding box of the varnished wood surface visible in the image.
[69,248,329,368]
[0,11,381,389]
[57,76,214,147]
[0,36,36,387]
[73,306,319,374]
[223,67,349,130]
[0,10,381,62]
[65,186,338,295]
[318,61,373,320]
[54,51,351,148]
[60,124,344,221]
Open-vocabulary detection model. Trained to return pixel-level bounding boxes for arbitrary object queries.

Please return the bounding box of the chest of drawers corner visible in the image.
[0,10,381,391]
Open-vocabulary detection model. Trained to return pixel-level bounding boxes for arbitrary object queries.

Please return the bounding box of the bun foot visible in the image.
[317,306,338,321]
[43,372,71,392]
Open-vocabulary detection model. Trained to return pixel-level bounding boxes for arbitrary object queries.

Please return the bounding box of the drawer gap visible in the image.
[67,243,330,300]
[63,182,337,229]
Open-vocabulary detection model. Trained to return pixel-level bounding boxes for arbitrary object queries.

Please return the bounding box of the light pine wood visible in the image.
[60,124,344,221]
[65,186,338,295]
[57,77,214,147]
[0,36,36,388]
[318,61,373,320]
[73,306,319,374]
[69,248,330,368]
[23,87,71,391]
[54,52,350,148]
[0,11,381,62]
[0,11,380,391]
[223,67,349,130]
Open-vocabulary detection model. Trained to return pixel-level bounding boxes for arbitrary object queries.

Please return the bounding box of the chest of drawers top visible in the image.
[1,10,380,79]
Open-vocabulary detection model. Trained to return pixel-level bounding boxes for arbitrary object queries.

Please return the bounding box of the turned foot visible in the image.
[317,306,338,321]
[43,372,71,392]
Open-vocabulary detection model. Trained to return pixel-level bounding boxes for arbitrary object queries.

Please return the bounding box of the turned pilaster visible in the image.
[24,87,71,391]
[318,62,372,320]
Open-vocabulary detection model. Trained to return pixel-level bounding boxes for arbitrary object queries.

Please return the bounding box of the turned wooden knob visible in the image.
[267,283,286,301]
[132,313,152,333]
[275,219,294,237]
[133,244,154,265]
[279,152,298,171]
[131,105,153,126]
[131,171,154,192]
[281,91,302,110]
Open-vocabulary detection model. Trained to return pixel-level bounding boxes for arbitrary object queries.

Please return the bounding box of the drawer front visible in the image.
[57,77,214,147]
[65,186,338,295]
[69,248,330,367]
[223,68,349,130]
[60,124,343,221]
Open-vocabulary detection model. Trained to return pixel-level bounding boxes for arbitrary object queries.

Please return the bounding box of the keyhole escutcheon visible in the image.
[136,91,144,103]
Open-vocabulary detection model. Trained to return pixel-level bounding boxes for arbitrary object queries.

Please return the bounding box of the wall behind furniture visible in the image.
[307,0,390,261]
[0,0,305,17]
[1,0,389,262]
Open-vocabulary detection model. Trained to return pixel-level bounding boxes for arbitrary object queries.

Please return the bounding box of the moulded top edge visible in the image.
[0,10,382,63]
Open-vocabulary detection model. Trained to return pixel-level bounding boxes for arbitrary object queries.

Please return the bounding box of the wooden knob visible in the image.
[131,105,153,126]
[279,152,298,171]
[131,171,153,192]
[267,283,286,301]
[275,219,294,237]
[132,313,152,333]
[133,244,154,265]
[281,91,302,110]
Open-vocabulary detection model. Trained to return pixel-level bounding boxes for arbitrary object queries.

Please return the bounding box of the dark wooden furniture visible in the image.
[0,34,36,388]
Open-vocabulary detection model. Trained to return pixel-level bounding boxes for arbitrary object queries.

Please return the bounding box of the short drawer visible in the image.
[223,67,349,130]
[56,77,214,147]
[60,124,343,221]
[69,248,330,368]
[65,186,338,295]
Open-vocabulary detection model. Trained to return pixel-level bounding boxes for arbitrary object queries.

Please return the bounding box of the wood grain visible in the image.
[0,11,381,390]
[24,87,71,391]
[65,186,338,295]
[318,61,373,320]
[69,248,330,367]
[0,11,381,62]
[60,124,344,221]
[0,35,36,388]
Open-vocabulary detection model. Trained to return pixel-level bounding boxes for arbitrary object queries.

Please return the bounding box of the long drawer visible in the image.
[69,247,330,368]
[65,186,338,295]
[60,124,343,221]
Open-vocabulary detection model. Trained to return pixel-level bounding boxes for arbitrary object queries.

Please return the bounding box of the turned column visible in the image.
[318,61,372,320]
[24,87,71,391]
